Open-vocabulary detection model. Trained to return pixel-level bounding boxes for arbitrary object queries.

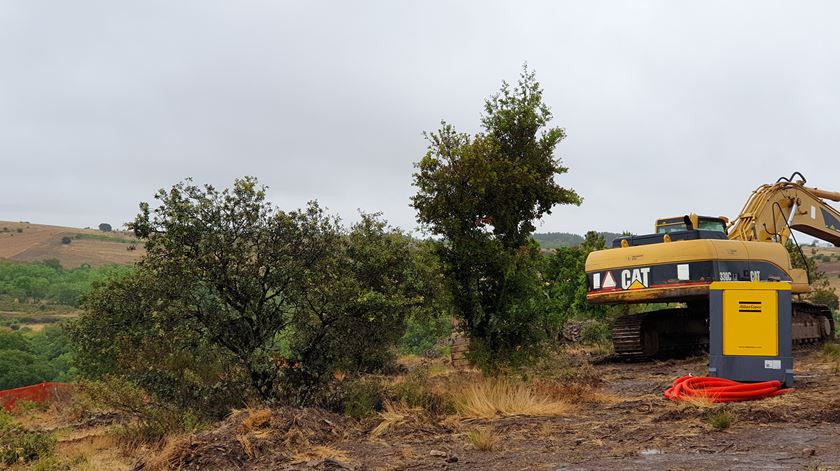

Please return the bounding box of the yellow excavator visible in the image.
[585,172,840,358]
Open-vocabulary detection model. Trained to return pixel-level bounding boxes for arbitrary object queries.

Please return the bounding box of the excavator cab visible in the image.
[655,214,729,234]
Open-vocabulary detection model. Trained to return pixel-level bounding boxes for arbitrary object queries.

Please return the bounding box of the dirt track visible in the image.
[152,347,840,471]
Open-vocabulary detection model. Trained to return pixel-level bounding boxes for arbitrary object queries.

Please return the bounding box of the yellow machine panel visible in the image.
[720,284,779,356]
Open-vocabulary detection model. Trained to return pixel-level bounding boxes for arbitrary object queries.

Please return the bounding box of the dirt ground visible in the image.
[143,346,840,471]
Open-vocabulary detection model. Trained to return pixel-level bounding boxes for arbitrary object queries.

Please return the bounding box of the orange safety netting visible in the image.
[664,376,791,403]
[0,382,73,410]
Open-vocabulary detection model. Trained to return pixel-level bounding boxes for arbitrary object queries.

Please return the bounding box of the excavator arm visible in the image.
[728,172,840,247]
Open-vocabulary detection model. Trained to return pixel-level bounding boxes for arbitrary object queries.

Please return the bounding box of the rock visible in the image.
[430,450,447,457]
[639,448,662,456]
[445,455,459,463]
[802,447,816,457]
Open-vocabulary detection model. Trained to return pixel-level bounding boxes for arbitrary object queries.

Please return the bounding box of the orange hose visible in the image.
[664,376,791,403]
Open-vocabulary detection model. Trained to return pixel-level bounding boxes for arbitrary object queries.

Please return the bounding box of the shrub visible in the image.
[392,367,452,416]
[61,236,72,245]
[98,223,112,232]
[83,378,203,447]
[341,379,385,419]
[73,178,444,413]
[580,319,611,344]
[15,228,22,233]
[0,411,56,465]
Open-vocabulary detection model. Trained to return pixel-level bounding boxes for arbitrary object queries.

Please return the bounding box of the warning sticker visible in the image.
[602,272,616,289]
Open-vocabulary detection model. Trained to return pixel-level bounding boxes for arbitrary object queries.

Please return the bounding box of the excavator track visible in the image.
[791,301,835,345]
[612,301,835,360]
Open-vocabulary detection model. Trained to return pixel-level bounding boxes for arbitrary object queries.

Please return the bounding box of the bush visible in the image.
[400,312,451,355]
[98,223,112,232]
[60,236,72,245]
[341,379,385,419]
[0,411,56,465]
[392,367,452,416]
[580,319,611,344]
[83,378,203,447]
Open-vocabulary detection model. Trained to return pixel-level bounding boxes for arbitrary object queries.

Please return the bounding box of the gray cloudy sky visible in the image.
[3,1,840,237]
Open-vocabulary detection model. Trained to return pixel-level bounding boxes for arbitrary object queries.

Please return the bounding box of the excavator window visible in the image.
[697,218,726,233]
[656,216,726,234]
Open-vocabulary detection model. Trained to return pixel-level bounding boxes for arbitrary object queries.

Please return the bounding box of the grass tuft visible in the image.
[451,376,570,419]
[707,408,734,430]
[371,401,423,436]
[466,427,497,451]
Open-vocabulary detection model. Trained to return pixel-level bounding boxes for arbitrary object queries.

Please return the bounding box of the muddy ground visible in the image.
[150,347,840,471]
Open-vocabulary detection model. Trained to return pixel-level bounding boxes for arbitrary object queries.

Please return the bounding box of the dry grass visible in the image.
[39,427,133,471]
[371,401,424,436]
[678,393,718,409]
[451,376,571,419]
[237,408,273,459]
[466,427,497,451]
[240,408,272,432]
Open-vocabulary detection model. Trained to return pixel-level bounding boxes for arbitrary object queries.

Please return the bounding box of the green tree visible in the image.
[72,177,437,407]
[544,231,607,329]
[411,67,581,368]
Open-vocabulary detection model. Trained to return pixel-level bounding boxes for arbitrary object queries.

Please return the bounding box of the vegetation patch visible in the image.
[467,426,497,451]
[451,376,570,419]
[707,408,734,430]
[0,410,55,465]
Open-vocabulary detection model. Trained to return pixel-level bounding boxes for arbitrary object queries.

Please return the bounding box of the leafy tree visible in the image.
[0,327,75,389]
[98,223,112,232]
[544,231,607,330]
[412,66,581,368]
[72,177,437,407]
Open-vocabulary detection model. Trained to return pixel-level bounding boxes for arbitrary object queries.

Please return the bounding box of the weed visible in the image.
[707,408,734,430]
[467,427,497,451]
[451,376,570,419]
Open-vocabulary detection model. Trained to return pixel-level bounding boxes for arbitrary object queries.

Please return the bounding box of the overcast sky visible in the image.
[2,1,840,238]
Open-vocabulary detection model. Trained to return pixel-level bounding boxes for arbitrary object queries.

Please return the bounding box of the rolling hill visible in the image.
[0,220,143,267]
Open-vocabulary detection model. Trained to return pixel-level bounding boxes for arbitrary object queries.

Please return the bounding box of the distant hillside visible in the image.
[0,220,143,267]
[532,231,624,249]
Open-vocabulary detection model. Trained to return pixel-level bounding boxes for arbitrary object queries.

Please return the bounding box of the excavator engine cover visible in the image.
[708,282,793,387]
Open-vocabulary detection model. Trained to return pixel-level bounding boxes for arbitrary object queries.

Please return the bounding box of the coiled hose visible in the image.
[664,376,791,403]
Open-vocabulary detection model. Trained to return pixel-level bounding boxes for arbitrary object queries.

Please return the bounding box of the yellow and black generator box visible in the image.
[708,281,793,387]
